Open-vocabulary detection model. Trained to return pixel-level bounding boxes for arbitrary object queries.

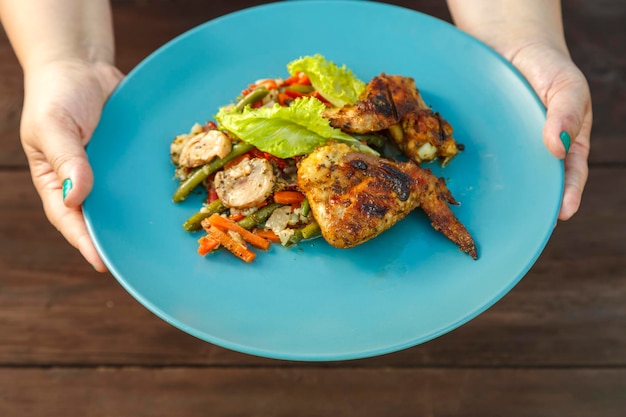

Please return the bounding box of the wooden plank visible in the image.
[1,167,625,366]
[0,29,27,168]
[109,0,274,74]
[563,0,626,165]
[0,367,624,417]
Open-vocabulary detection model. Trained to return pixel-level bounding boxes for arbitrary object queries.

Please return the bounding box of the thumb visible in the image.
[542,67,591,159]
[541,67,592,220]
[39,119,94,208]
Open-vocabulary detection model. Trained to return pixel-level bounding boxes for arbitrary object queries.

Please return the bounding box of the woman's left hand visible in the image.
[447,0,592,220]
[503,41,592,220]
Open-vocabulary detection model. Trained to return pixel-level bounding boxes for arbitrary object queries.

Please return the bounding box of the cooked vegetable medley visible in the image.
[170,54,376,262]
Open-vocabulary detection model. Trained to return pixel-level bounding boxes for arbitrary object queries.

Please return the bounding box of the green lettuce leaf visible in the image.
[215,97,377,159]
[287,54,365,108]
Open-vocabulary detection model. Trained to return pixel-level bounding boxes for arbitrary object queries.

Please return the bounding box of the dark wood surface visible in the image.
[1,1,625,416]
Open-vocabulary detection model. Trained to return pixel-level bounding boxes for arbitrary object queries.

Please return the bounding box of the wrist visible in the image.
[24,43,114,72]
[0,0,115,74]
[446,0,569,60]
[463,20,569,63]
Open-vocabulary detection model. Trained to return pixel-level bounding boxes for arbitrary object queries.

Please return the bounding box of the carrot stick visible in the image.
[228,213,246,222]
[273,190,305,205]
[205,213,270,250]
[197,235,220,256]
[253,228,281,243]
[207,225,256,263]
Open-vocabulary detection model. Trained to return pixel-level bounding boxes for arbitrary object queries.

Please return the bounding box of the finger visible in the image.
[559,113,591,221]
[31,113,95,209]
[540,67,592,221]
[57,207,109,273]
[542,68,591,159]
[34,169,108,272]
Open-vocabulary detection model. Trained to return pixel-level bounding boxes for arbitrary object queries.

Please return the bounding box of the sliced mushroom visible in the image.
[170,123,204,165]
[214,158,276,209]
[178,130,232,168]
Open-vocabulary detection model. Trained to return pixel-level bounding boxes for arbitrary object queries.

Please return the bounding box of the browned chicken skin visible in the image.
[297,142,477,259]
[323,73,461,165]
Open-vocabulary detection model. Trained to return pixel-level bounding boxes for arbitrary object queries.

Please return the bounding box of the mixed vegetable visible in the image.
[170,54,381,262]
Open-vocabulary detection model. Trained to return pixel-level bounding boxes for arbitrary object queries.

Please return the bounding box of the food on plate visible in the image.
[323,73,461,166]
[214,157,276,208]
[169,54,477,262]
[297,142,477,259]
[177,130,232,168]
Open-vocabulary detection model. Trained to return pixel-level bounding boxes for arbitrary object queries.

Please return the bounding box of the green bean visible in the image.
[300,221,321,239]
[286,229,303,246]
[300,198,310,217]
[287,221,321,246]
[234,87,269,112]
[237,203,283,230]
[284,84,314,94]
[182,199,227,232]
[172,142,254,203]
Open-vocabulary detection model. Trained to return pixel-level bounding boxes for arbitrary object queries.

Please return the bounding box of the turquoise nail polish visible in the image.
[62,178,73,200]
[559,131,571,155]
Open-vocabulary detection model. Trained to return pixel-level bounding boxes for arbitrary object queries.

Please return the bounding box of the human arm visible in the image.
[446,0,592,220]
[0,0,123,271]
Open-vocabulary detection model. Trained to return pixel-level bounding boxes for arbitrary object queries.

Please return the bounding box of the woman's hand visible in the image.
[1,0,120,271]
[20,60,123,271]
[503,41,592,220]
[447,0,592,221]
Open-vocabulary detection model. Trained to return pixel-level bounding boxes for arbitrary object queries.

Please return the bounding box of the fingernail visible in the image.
[559,131,571,155]
[62,178,73,200]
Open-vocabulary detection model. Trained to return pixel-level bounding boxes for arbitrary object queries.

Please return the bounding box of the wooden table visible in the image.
[1,1,625,415]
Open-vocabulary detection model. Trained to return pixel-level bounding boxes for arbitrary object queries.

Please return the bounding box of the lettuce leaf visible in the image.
[215,97,377,159]
[287,54,365,108]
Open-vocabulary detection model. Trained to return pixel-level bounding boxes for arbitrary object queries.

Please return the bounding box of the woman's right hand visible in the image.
[20,59,124,272]
[446,0,592,221]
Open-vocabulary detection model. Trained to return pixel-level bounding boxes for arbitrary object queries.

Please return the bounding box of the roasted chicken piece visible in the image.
[297,142,477,259]
[323,73,461,165]
[321,74,420,133]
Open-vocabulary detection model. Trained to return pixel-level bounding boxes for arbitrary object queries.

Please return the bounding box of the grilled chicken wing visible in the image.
[297,142,477,259]
[321,74,421,133]
[323,73,461,165]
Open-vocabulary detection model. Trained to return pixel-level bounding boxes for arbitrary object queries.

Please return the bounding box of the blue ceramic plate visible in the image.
[84,1,563,361]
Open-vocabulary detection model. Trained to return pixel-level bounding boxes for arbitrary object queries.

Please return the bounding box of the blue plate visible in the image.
[84,1,563,361]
